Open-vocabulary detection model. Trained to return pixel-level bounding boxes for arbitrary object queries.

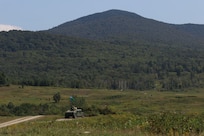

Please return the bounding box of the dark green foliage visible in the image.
[0,102,65,116]
[84,105,116,116]
[53,92,61,103]
[7,102,15,109]
[0,99,115,117]
[0,72,7,85]
[98,106,116,115]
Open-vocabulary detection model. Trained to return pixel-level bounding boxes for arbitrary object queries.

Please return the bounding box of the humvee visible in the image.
[65,107,84,118]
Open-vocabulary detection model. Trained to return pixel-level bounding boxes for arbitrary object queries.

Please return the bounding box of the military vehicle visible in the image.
[65,107,84,118]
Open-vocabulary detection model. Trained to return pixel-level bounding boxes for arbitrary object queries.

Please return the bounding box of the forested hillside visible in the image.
[1,30,204,90]
[1,10,204,90]
[48,10,204,48]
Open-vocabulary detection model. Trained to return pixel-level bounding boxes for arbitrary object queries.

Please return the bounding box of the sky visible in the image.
[1,0,204,31]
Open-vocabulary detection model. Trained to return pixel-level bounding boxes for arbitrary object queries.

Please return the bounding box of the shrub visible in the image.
[0,102,67,116]
[53,92,61,103]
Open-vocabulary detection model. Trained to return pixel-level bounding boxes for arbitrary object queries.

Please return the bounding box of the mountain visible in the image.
[175,24,204,38]
[48,9,204,47]
[1,10,204,90]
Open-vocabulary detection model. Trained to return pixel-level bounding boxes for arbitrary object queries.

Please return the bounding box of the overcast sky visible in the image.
[1,0,204,31]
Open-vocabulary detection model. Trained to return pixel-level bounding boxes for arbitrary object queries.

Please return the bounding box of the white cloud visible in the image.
[0,24,22,32]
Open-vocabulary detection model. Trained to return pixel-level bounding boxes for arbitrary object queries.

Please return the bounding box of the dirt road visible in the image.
[0,115,43,128]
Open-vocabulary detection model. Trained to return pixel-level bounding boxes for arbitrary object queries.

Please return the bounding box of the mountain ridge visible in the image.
[47,9,204,47]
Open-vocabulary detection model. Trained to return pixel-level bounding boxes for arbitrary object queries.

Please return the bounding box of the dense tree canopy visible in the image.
[0,30,204,91]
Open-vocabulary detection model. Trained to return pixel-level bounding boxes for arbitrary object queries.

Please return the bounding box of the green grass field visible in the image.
[1,85,204,135]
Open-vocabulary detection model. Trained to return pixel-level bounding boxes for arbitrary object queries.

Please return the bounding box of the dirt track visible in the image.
[0,115,43,128]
